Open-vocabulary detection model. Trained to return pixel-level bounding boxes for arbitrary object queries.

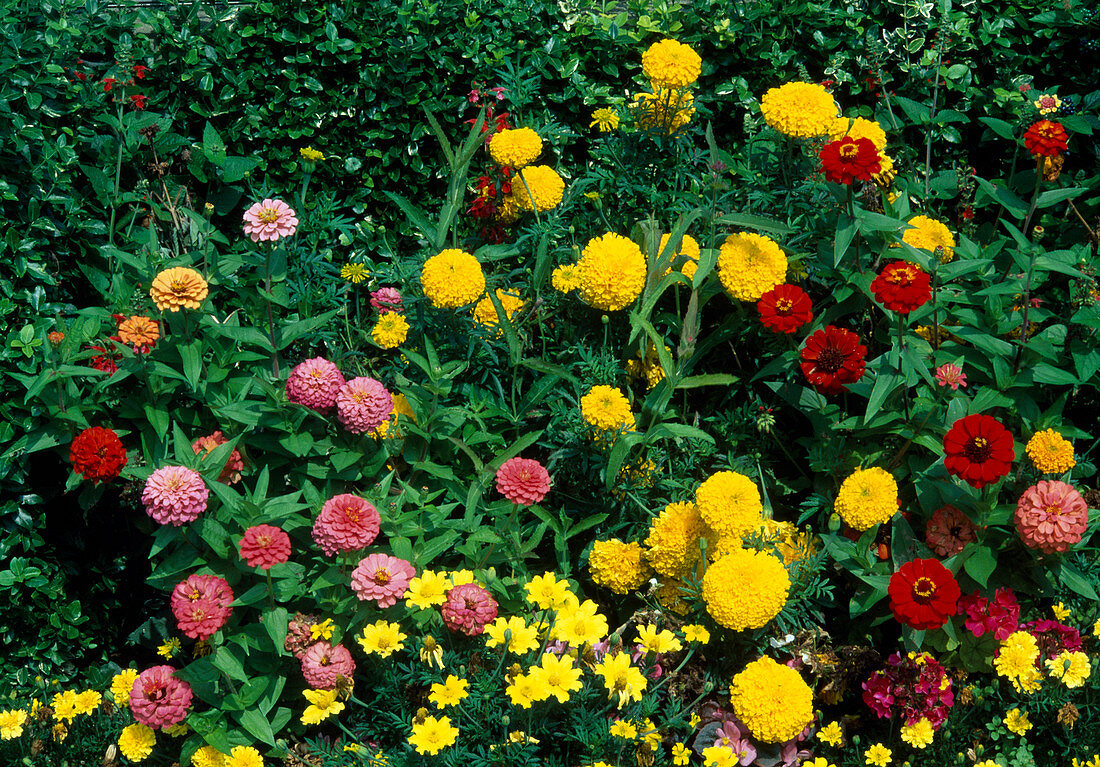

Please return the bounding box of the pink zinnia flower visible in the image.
[495,457,551,505]
[239,524,291,569]
[440,582,498,636]
[285,612,320,658]
[957,588,1020,640]
[170,573,234,640]
[350,553,415,607]
[142,466,209,526]
[312,494,381,556]
[370,287,404,313]
[335,376,393,434]
[129,666,193,729]
[934,363,967,390]
[191,430,244,484]
[300,641,356,689]
[924,505,977,557]
[243,198,299,242]
[1015,480,1088,553]
[286,357,346,412]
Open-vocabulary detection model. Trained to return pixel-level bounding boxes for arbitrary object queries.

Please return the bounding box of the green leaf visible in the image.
[714,213,792,236]
[1031,363,1078,386]
[964,545,996,588]
[833,215,856,267]
[203,122,226,167]
[978,116,1016,140]
[261,607,288,655]
[237,709,275,746]
[1036,187,1087,208]
[674,373,739,389]
[212,646,248,682]
[384,191,439,249]
[974,177,1028,218]
[1060,562,1099,600]
[864,370,900,423]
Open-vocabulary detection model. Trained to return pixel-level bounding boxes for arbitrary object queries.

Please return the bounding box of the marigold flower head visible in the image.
[441,582,498,636]
[703,548,789,630]
[513,165,565,212]
[150,267,208,312]
[552,263,581,292]
[901,215,955,263]
[170,573,234,640]
[243,198,299,242]
[239,524,291,569]
[589,539,650,594]
[1026,429,1076,473]
[656,232,701,279]
[828,116,888,151]
[551,598,608,646]
[1023,119,1069,158]
[1015,480,1088,553]
[409,714,459,755]
[312,493,381,556]
[371,312,409,349]
[130,666,193,729]
[301,688,344,725]
[817,721,843,746]
[729,656,813,743]
[943,414,1015,489]
[496,457,551,505]
[142,466,208,526]
[644,501,711,578]
[428,675,469,709]
[590,107,620,131]
[352,553,416,608]
[594,652,648,708]
[636,624,682,655]
[300,146,325,162]
[695,470,763,538]
[484,615,539,654]
[641,38,701,88]
[524,571,572,610]
[111,669,140,706]
[632,88,694,133]
[118,723,156,762]
[70,426,128,483]
[717,232,787,302]
[225,745,264,767]
[336,376,394,434]
[357,620,407,658]
[1004,707,1032,735]
[760,82,838,139]
[0,709,27,740]
[1046,650,1091,688]
[580,385,633,431]
[835,467,898,531]
[191,745,227,767]
[864,743,892,766]
[993,630,1041,693]
[489,127,543,168]
[301,641,355,690]
[575,232,646,311]
[117,315,160,352]
[422,249,486,308]
[529,652,583,702]
[285,357,345,412]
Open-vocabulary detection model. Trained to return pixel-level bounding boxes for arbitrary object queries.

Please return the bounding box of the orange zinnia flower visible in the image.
[117,315,159,352]
[150,267,208,312]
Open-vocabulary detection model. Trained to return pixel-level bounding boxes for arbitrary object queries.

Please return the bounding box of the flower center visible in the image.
[816,346,846,374]
[170,278,189,292]
[1044,503,1062,516]
[374,568,391,585]
[775,297,793,312]
[964,436,992,463]
[839,143,859,159]
[258,207,280,224]
[257,534,272,547]
[912,576,938,600]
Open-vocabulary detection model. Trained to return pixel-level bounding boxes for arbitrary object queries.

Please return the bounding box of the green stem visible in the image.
[897,312,909,422]
[108,99,125,247]
[264,246,281,379]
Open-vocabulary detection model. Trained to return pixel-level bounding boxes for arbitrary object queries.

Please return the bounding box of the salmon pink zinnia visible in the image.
[142,466,209,526]
[300,641,356,690]
[191,430,244,484]
[129,666,193,729]
[441,582,499,636]
[286,357,346,412]
[351,553,416,607]
[335,376,394,434]
[495,457,551,505]
[239,524,291,569]
[243,198,299,242]
[169,573,234,640]
[1015,480,1088,553]
[312,494,381,556]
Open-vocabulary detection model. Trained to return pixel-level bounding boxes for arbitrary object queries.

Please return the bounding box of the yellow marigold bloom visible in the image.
[717,232,787,302]
[974,762,1000,767]
[807,759,836,767]
[302,688,344,725]
[576,232,646,311]
[524,572,572,610]
[594,651,648,708]
[371,312,409,349]
[73,690,101,715]
[636,624,683,655]
[484,616,540,655]
[52,722,68,743]
[994,631,1042,693]
[551,598,608,646]
[642,39,702,88]
[163,723,189,737]
[682,624,710,644]
[489,127,543,169]
[428,675,469,709]
[632,87,694,134]
[157,637,181,659]
[505,672,546,708]
[1046,651,1091,688]
[497,193,522,223]
[639,719,661,749]
[111,668,139,706]
[552,264,581,292]
[703,746,736,767]
[580,385,633,431]
[225,745,264,767]
[729,657,813,744]
[513,165,565,212]
[51,690,79,723]
[1026,429,1076,474]
[118,723,156,762]
[117,316,159,349]
[695,470,763,538]
[421,249,485,308]
[590,108,621,132]
[408,714,459,756]
[341,262,368,284]
[901,215,955,263]
[310,619,335,641]
[473,289,525,336]
[834,467,899,531]
[529,653,582,703]
[0,709,28,740]
[644,501,712,578]
[357,620,407,658]
[150,267,209,312]
[703,549,789,630]
[405,570,449,609]
[864,743,892,766]
[899,717,934,748]
[672,742,690,766]
[610,719,638,739]
[191,745,227,767]
[760,82,838,139]
[656,232,701,279]
[419,635,445,669]
[828,116,888,151]
[1004,707,1032,735]
[300,146,325,162]
[589,538,651,595]
[1053,601,1071,620]
[873,153,897,188]
[817,720,843,746]
[656,578,691,615]
[626,343,671,390]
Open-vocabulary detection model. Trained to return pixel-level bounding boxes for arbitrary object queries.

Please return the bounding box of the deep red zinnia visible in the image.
[757,284,813,334]
[70,426,128,483]
[888,558,961,630]
[1023,120,1069,158]
[799,325,867,395]
[818,137,883,184]
[943,414,1015,489]
[870,261,931,314]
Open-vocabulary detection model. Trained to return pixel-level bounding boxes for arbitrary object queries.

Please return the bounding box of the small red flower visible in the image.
[757,284,813,334]
[87,343,120,374]
[943,414,1015,489]
[799,325,867,395]
[132,64,149,79]
[130,93,148,110]
[74,71,87,81]
[1023,120,1068,158]
[70,426,128,483]
[870,261,931,314]
[102,77,117,92]
[960,205,974,221]
[888,558,961,630]
[818,137,883,184]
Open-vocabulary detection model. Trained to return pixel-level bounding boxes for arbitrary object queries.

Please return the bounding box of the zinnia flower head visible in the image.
[150,267,208,312]
[495,457,551,505]
[575,232,646,311]
[1023,119,1069,158]
[888,558,961,630]
[489,127,543,168]
[1025,429,1076,474]
[512,165,565,212]
[239,524,291,569]
[351,553,416,607]
[641,38,702,88]
[142,466,208,526]
[828,116,888,150]
[335,376,394,434]
[191,430,243,484]
[243,198,299,242]
[757,284,812,334]
[834,467,898,531]
[285,357,346,412]
[871,261,931,314]
[129,666,193,729]
[440,582,498,636]
[901,215,955,263]
[421,249,486,308]
[371,312,409,349]
[116,315,160,353]
[943,414,1015,489]
[800,325,867,395]
[70,426,128,483]
[170,573,234,639]
[729,656,813,743]
[312,493,381,556]
[819,136,883,184]
[589,539,650,595]
[934,363,967,390]
[717,232,787,302]
[284,612,321,658]
[703,549,789,631]
[924,505,977,557]
[760,81,838,139]
[300,641,355,690]
[1015,480,1088,553]
[370,286,404,313]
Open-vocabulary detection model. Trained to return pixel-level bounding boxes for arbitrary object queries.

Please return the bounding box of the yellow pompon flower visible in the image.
[590,108,621,132]
[594,652,648,708]
[609,719,638,739]
[864,743,892,766]
[899,717,934,748]
[644,501,712,578]
[1026,429,1076,474]
[834,467,899,531]
[302,688,345,725]
[642,39,702,88]
[513,165,565,212]
[357,620,407,658]
[695,470,764,538]
[717,232,787,302]
[310,619,335,641]
[300,146,325,162]
[419,635,445,669]
[993,631,1042,693]
[551,264,582,292]
[827,116,888,151]
[428,675,469,709]
[446,570,480,588]
[0,709,28,740]
[489,127,543,169]
[817,720,843,746]
[632,87,695,134]
[636,624,683,655]
[1046,651,1091,688]
[729,656,812,743]
[550,598,608,646]
[371,312,409,349]
[873,154,897,188]
[580,385,633,431]
[484,616,540,655]
[118,724,156,762]
[421,249,485,309]
[1004,708,1032,735]
[51,690,79,723]
[150,267,209,312]
[901,215,956,263]
[191,745,228,767]
[589,539,651,595]
[224,745,264,767]
[408,715,459,756]
[405,571,450,609]
[760,82,838,139]
[703,548,790,631]
[682,624,710,644]
[341,262,368,284]
[575,232,646,311]
[73,690,101,715]
[472,289,525,336]
[157,637,181,659]
[626,343,670,390]
[656,232,701,278]
[529,653,583,703]
[524,572,572,610]
[702,746,736,767]
[111,668,139,706]
[672,742,691,765]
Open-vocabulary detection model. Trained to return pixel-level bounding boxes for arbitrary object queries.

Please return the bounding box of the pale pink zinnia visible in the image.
[1015,480,1088,553]
[243,198,299,242]
[312,494,381,556]
[300,641,356,690]
[934,363,967,390]
[924,505,978,557]
[191,430,244,484]
[129,666,193,729]
[142,466,209,526]
[170,573,234,640]
[239,524,291,569]
[335,376,393,434]
[440,582,498,636]
[350,553,415,607]
[495,457,551,505]
[370,287,404,313]
[286,357,346,412]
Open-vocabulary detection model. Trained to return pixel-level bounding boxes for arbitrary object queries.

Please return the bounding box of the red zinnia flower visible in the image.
[870,261,931,314]
[495,457,551,505]
[818,137,883,184]
[799,325,867,395]
[70,426,128,483]
[888,558,961,630]
[943,414,1015,489]
[757,284,813,334]
[1023,120,1068,158]
[239,524,291,569]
